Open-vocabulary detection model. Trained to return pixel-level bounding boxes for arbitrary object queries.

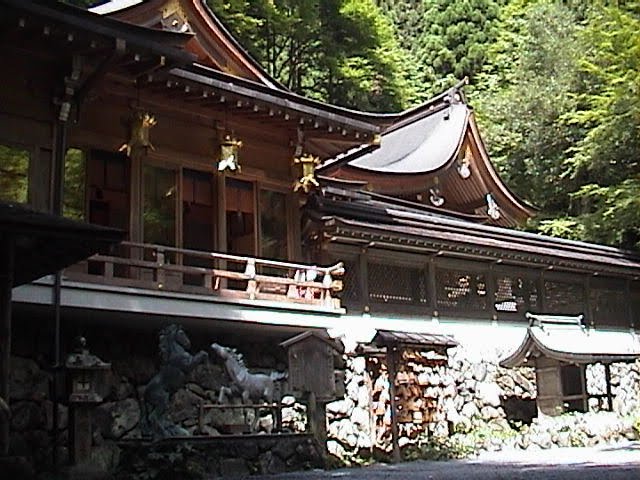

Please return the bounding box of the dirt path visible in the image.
[246,441,640,480]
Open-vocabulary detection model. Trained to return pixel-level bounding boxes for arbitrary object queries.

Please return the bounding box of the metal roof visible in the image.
[307,187,640,276]
[500,313,640,367]
[279,330,345,353]
[347,102,468,174]
[373,329,458,349]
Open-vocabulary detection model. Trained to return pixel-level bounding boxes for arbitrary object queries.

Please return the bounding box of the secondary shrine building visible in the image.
[2,0,640,471]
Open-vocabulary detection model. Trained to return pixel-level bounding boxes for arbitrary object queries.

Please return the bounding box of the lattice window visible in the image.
[436,268,487,312]
[368,262,426,305]
[544,280,585,315]
[341,259,360,304]
[589,278,628,328]
[495,275,538,315]
[632,282,640,329]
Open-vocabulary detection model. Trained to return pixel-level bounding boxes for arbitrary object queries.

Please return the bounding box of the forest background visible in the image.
[68,0,640,250]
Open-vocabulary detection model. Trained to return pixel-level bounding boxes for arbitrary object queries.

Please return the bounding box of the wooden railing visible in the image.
[198,401,287,435]
[64,241,345,310]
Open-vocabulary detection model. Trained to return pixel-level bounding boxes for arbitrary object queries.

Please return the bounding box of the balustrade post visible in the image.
[245,258,257,299]
[103,261,114,279]
[322,272,333,306]
[156,249,165,289]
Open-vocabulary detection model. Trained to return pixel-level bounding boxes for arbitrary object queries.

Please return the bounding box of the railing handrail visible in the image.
[118,241,344,274]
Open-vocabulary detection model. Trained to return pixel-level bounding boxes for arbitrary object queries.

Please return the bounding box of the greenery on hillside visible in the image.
[66,0,640,249]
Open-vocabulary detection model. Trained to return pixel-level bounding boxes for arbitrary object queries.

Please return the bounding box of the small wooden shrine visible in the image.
[357,330,457,462]
[501,313,640,416]
[280,331,345,450]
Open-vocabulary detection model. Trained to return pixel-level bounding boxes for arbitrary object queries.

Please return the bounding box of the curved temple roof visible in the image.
[91,0,282,88]
[319,85,536,226]
[348,103,468,174]
[500,314,640,368]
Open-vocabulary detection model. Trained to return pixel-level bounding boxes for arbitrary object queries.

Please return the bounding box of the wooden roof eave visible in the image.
[94,0,282,89]
[318,216,640,277]
[2,0,196,67]
[169,66,382,136]
[192,0,282,89]
[319,107,468,191]
[467,112,537,222]
[313,188,640,263]
[318,81,469,175]
[500,329,640,368]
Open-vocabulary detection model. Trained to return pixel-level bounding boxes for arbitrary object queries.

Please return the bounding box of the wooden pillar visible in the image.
[0,235,14,456]
[307,392,327,454]
[386,345,401,463]
[604,363,613,411]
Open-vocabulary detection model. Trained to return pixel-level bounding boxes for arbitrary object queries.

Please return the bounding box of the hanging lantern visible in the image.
[429,187,445,207]
[457,159,471,179]
[119,111,157,157]
[486,193,501,220]
[457,146,472,179]
[218,134,242,172]
[293,154,321,193]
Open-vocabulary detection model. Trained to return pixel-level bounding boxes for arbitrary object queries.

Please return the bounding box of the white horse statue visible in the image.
[210,343,285,404]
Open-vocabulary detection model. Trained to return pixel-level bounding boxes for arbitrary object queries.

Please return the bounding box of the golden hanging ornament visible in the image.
[218,134,243,172]
[293,154,321,193]
[119,111,157,157]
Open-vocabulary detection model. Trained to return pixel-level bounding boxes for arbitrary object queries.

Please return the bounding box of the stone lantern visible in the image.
[65,336,110,464]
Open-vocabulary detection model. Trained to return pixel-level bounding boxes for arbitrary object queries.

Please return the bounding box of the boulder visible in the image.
[351,357,366,375]
[112,355,156,385]
[168,388,201,424]
[9,356,50,401]
[95,398,140,439]
[11,401,45,432]
[89,443,121,473]
[476,382,502,407]
[326,398,353,417]
[473,363,488,382]
[461,402,480,419]
[187,363,226,392]
[480,406,502,420]
[219,458,249,477]
[259,451,286,475]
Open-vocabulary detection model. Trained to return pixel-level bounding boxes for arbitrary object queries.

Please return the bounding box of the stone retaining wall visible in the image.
[326,341,640,461]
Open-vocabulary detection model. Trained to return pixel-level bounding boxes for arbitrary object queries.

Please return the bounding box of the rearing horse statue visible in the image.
[141,324,208,439]
[210,343,285,404]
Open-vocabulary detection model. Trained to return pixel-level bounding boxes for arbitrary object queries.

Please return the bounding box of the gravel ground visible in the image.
[247,442,640,480]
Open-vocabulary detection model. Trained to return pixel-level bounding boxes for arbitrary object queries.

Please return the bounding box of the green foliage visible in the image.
[377,0,503,99]
[209,0,410,111]
[0,144,29,204]
[63,148,86,221]
[61,0,640,249]
[417,0,503,95]
[474,1,583,213]
[472,1,640,249]
[561,6,640,247]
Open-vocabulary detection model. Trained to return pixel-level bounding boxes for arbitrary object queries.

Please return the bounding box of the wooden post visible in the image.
[604,363,613,411]
[386,346,401,463]
[307,392,327,454]
[0,236,14,456]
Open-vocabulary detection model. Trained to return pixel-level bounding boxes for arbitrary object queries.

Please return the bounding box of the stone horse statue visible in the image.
[141,324,208,439]
[210,343,285,404]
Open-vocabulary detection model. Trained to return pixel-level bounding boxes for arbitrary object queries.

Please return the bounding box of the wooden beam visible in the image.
[604,363,613,411]
[0,235,14,456]
[386,345,401,463]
